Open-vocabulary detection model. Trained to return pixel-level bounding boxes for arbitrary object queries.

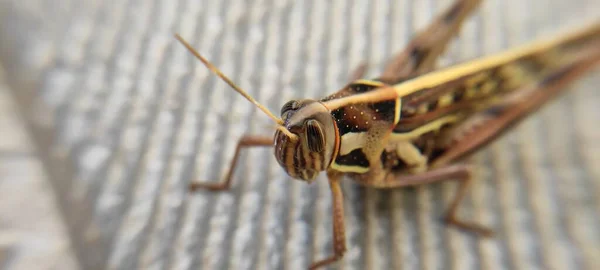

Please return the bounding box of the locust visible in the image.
[174,0,600,268]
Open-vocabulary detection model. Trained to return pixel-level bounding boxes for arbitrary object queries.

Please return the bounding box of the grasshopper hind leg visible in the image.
[348,61,369,81]
[346,0,482,84]
[381,164,494,237]
[380,0,482,83]
[441,165,495,237]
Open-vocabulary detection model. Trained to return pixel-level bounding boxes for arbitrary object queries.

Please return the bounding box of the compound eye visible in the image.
[304,119,325,152]
[280,100,298,117]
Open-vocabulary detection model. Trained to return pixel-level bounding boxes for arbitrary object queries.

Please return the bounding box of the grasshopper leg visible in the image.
[189,135,272,191]
[380,0,482,82]
[310,171,347,270]
[348,61,368,81]
[382,164,494,237]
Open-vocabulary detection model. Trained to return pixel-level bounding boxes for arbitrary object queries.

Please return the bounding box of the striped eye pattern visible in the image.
[305,119,325,153]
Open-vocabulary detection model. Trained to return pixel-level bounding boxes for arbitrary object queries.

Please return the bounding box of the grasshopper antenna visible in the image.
[175,34,288,124]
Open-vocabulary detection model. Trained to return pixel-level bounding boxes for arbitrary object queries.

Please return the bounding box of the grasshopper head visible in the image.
[274,99,338,182]
[173,35,339,182]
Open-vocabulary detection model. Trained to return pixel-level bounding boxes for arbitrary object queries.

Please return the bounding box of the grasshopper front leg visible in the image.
[189,135,272,191]
[311,164,493,270]
[310,171,347,270]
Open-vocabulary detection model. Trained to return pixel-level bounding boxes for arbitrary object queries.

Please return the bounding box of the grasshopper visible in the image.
[175,0,600,268]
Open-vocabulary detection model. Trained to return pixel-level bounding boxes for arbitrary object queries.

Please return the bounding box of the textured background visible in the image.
[1,0,599,269]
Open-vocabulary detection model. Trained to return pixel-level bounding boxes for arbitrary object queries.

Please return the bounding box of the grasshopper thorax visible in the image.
[274,99,339,182]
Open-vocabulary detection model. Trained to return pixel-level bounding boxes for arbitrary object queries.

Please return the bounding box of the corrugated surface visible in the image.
[1,0,599,269]
[0,67,78,270]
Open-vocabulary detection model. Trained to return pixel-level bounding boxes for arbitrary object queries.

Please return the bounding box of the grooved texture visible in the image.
[1,0,599,269]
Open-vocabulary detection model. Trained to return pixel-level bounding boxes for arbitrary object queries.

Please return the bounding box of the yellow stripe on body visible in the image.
[391,115,459,141]
[331,115,457,173]
[390,22,599,97]
[393,96,402,124]
[323,22,600,111]
[330,162,370,173]
[352,79,386,87]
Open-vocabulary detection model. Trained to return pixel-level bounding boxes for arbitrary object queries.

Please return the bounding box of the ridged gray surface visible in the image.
[1,0,599,269]
[0,67,78,270]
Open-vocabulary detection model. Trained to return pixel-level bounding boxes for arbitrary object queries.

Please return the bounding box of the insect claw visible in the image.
[444,215,495,237]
